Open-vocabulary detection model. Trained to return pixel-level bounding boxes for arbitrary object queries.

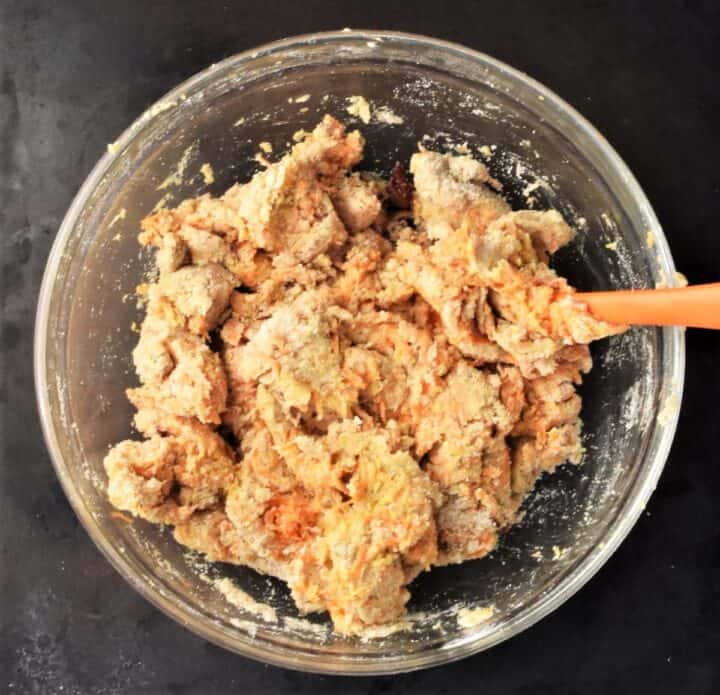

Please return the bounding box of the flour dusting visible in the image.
[214,578,278,623]
[456,605,495,628]
[157,143,197,191]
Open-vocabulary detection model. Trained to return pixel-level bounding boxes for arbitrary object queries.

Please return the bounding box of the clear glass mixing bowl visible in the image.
[34,31,684,674]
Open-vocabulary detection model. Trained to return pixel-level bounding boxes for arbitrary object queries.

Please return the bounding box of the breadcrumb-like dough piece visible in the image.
[151,263,235,335]
[395,239,510,363]
[222,116,362,261]
[224,162,347,262]
[490,209,576,259]
[104,420,236,525]
[418,364,517,563]
[410,151,510,240]
[488,263,624,346]
[224,289,358,426]
[256,409,441,633]
[140,198,273,287]
[510,348,590,496]
[331,173,382,233]
[130,329,227,425]
[174,425,310,580]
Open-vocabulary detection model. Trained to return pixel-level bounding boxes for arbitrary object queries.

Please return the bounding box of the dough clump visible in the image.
[105,116,623,635]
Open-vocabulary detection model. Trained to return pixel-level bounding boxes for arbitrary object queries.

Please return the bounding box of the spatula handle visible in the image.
[576,282,720,329]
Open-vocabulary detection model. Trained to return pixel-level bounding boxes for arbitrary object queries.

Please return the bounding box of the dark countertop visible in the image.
[1,1,719,692]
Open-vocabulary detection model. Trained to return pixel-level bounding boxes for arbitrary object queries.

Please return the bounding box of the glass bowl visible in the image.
[34,30,684,674]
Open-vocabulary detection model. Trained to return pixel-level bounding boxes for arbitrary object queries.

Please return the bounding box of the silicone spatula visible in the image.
[576,282,720,329]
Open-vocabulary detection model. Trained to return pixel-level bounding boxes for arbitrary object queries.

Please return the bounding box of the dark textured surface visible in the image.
[1,1,719,692]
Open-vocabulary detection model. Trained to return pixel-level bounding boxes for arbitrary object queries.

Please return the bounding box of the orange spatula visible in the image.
[577,282,720,329]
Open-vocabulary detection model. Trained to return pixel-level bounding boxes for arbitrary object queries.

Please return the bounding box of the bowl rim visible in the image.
[34,29,685,675]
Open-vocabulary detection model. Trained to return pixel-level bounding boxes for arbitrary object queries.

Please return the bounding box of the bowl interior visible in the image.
[38,33,682,673]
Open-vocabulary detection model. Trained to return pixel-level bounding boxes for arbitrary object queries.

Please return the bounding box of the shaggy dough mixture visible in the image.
[104,116,624,635]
